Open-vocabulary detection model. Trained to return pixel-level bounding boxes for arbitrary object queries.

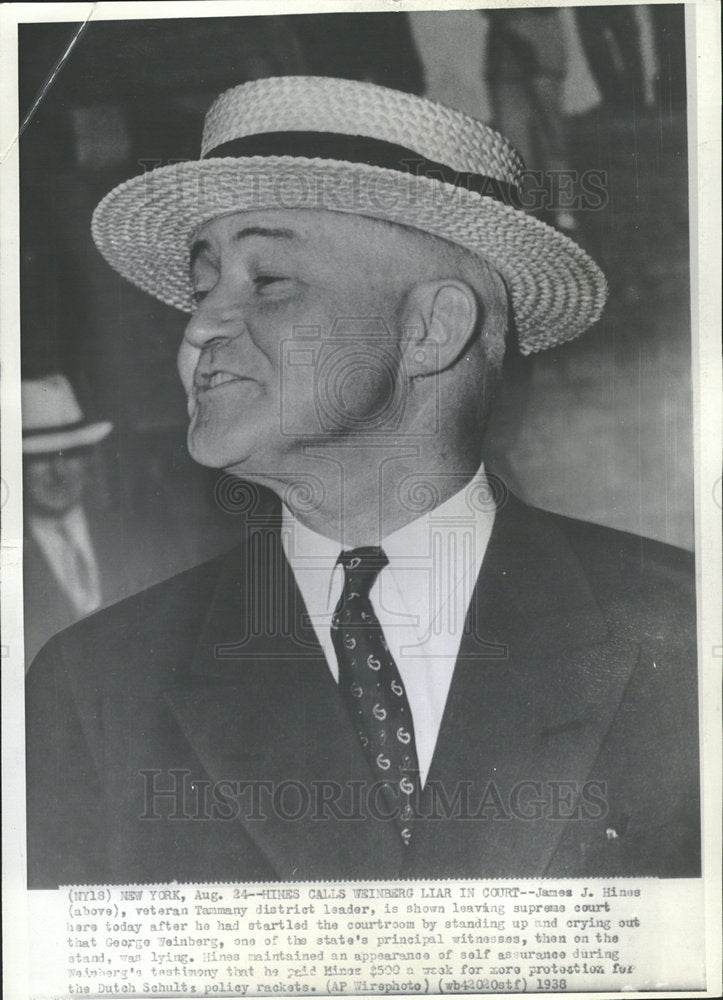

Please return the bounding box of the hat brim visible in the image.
[92,156,607,354]
[23,421,113,455]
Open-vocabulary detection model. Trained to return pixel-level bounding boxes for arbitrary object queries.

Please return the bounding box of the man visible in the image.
[22,374,112,663]
[26,76,699,887]
[21,374,179,663]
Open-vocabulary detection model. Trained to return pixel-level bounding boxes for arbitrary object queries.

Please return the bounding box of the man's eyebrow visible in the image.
[233,226,299,244]
[190,227,299,269]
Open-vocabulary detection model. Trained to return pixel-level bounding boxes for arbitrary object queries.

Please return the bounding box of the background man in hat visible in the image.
[26,77,699,886]
[22,374,113,663]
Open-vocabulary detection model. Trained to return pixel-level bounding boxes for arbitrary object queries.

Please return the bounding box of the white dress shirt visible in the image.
[281,466,496,785]
[28,504,102,617]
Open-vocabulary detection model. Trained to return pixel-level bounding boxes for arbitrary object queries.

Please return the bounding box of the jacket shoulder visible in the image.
[547,508,694,589]
[533,505,696,641]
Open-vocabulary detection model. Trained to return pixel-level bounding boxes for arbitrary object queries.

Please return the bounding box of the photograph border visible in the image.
[2,2,721,998]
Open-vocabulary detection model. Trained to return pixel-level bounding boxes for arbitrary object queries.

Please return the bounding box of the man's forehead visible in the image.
[194,209,347,242]
[190,209,397,257]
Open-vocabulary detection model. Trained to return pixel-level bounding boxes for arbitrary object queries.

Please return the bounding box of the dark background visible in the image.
[18,5,692,602]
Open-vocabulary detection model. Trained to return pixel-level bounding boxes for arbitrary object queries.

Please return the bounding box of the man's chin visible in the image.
[187,428,277,478]
[186,429,248,470]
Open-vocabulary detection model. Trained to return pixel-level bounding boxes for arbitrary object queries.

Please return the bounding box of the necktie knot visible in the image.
[338,546,388,598]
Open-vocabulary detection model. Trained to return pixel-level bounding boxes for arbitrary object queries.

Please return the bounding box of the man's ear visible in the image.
[401,279,478,378]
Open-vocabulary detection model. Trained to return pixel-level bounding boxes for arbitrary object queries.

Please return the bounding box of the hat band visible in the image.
[204,131,522,207]
[23,419,90,438]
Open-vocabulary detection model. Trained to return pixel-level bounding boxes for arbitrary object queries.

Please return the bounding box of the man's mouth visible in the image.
[194,370,252,393]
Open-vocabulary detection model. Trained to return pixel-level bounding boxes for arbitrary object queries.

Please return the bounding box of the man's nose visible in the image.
[49,455,69,481]
[183,294,244,350]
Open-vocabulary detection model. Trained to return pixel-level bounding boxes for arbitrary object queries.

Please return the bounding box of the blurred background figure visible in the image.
[574,3,645,110]
[21,373,237,665]
[410,8,602,233]
[408,10,492,120]
[485,6,577,232]
[22,374,112,662]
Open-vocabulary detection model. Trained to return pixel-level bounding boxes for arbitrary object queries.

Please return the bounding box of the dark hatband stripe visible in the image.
[204,131,521,207]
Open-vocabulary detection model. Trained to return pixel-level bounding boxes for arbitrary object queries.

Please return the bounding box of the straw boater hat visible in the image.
[22,374,112,455]
[92,76,607,355]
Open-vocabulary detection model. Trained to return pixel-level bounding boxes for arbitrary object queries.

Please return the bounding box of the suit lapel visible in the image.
[164,514,405,879]
[407,496,640,877]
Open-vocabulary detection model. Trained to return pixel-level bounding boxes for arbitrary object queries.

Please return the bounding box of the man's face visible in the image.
[178,210,409,473]
[24,451,90,516]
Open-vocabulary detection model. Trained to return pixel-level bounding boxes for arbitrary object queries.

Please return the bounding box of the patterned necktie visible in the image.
[331,546,419,845]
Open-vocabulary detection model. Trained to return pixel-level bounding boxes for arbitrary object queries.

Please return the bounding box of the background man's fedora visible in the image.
[92,75,607,355]
[22,374,113,455]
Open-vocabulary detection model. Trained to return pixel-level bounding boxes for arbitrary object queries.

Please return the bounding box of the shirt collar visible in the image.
[281,505,341,565]
[281,463,493,567]
[381,464,493,564]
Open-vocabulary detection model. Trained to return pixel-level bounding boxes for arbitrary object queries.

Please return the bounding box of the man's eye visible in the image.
[255,275,289,291]
[191,289,210,306]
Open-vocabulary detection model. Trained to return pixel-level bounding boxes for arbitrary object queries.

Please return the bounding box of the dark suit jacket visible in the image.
[26,494,700,887]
